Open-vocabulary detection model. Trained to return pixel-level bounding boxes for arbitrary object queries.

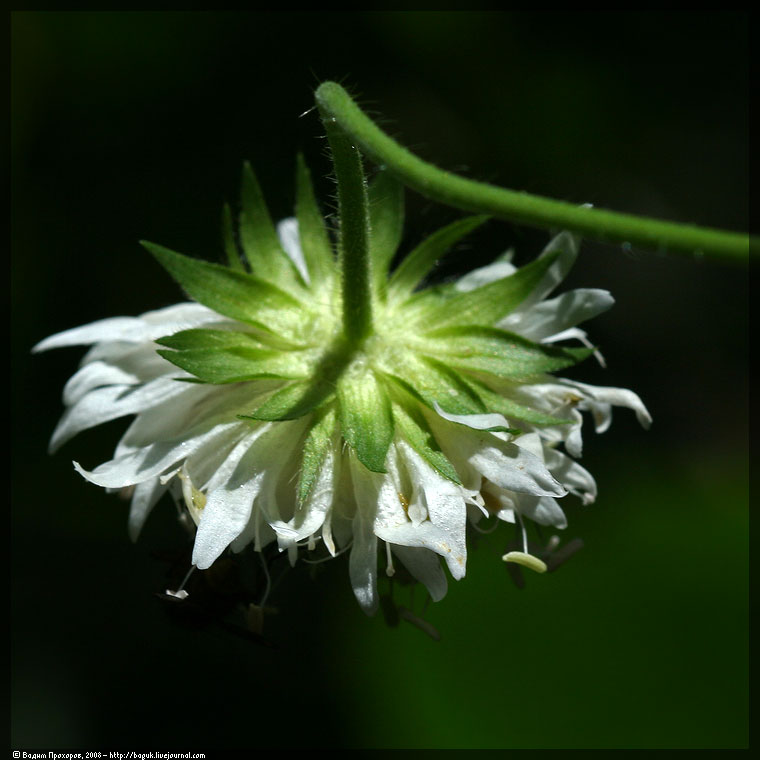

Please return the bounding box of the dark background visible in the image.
[12,12,748,749]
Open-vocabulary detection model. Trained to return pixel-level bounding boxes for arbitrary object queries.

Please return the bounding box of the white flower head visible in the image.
[34,160,650,618]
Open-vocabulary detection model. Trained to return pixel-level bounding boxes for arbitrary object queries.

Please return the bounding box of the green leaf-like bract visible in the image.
[388,215,489,300]
[242,380,335,421]
[221,203,244,271]
[156,329,313,384]
[405,248,561,328]
[295,154,335,289]
[337,367,394,473]
[419,325,593,378]
[239,162,301,288]
[391,399,461,485]
[380,351,486,416]
[143,242,309,343]
[297,406,338,505]
[463,376,573,426]
[369,170,405,298]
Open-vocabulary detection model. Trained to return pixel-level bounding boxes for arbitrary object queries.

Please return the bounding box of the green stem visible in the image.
[320,107,373,346]
[316,82,754,262]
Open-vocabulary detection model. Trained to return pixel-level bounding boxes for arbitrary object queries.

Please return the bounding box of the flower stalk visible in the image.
[321,109,374,347]
[315,81,754,262]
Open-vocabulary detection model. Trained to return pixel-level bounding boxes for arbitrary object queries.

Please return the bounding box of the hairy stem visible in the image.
[316,82,753,262]
[321,107,373,346]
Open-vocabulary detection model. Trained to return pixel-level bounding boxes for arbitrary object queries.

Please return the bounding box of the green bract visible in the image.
[146,161,587,480]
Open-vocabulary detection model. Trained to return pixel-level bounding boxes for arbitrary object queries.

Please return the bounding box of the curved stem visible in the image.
[316,82,753,262]
[320,105,373,346]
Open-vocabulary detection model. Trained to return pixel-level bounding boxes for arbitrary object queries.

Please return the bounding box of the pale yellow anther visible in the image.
[502,551,547,574]
[178,470,207,526]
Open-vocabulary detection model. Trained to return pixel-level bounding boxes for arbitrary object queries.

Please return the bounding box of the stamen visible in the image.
[301,540,353,564]
[385,541,395,577]
[471,516,500,534]
[515,511,529,553]
[502,551,547,574]
[258,550,272,608]
[503,514,547,572]
[165,565,196,599]
[397,606,441,641]
[160,467,181,486]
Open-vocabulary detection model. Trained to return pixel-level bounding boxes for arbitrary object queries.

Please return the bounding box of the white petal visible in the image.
[139,302,221,329]
[191,428,272,569]
[270,445,339,545]
[430,416,566,498]
[349,514,379,615]
[433,402,512,432]
[33,303,223,353]
[127,478,167,541]
[215,420,308,555]
[277,217,310,286]
[541,327,607,368]
[50,376,193,453]
[471,438,565,497]
[564,411,585,458]
[185,427,248,492]
[353,443,468,581]
[525,231,580,305]
[400,441,467,577]
[62,352,167,407]
[454,259,517,292]
[500,288,614,340]
[544,447,597,505]
[512,493,567,529]
[511,431,543,458]
[559,379,652,429]
[119,381,273,450]
[322,509,337,557]
[74,421,241,488]
[452,231,576,306]
[371,444,468,579]
[392,546,448,602]
[32,318,147,352]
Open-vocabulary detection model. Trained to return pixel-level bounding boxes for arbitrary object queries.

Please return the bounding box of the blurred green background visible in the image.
[12,12,748,749]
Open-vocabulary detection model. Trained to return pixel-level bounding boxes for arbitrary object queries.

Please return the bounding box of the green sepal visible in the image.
[238,162,300,286]
[337,367,394,473]
[380,351,486,416]
[466,376,574,426]
[297,406,338,506]
[419,325,593,378]
[155,329,312,384]
[239,162,279,270]
[408,248,561,328]
[241,380,335,421]
[142,241,309,341]
[388,215,489,300]
[157,349,308,384]
[221,203,244,271]
[368,169,404,298]
[391,399,461,485]
[156,328,266,351]
[295,154,335,288]
[463,376,573,426]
